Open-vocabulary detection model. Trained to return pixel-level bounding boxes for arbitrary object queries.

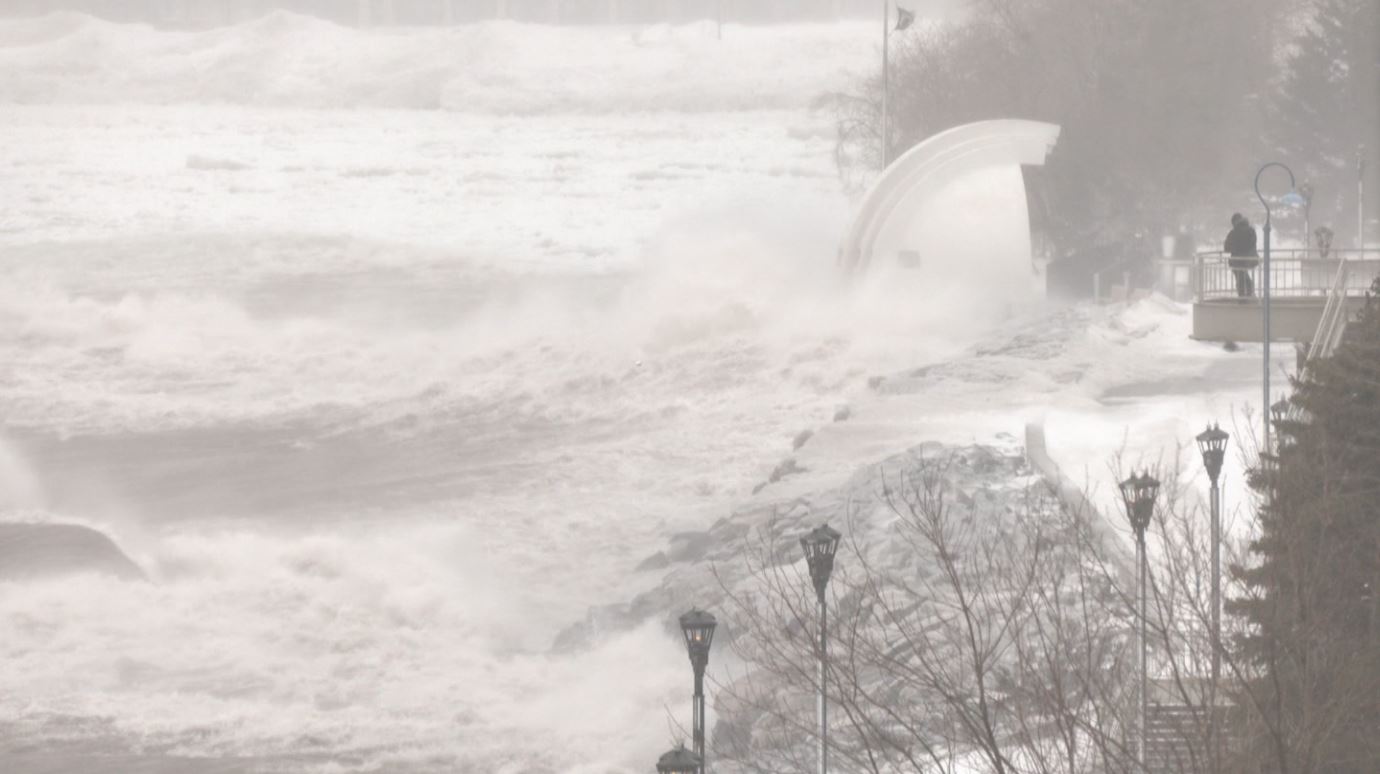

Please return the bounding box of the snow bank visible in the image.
[0,11,877,112]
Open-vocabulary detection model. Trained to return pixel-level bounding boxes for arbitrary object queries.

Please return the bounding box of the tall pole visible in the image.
[692,665,705,774]
[802,524,840,774]
[1255,162,1296,452]
[1197,423,1228,774]
[1120,473,1158,773]
[1138,529,1148,770]
[817,587,829,774]
[1209,477,1221,687]
[1209,475,1221,772]
[1263,213,1272,450]
[679,610,716,774]
[1302,185,1312,258]
[1360,147,1367,248]
[881,0,889,170]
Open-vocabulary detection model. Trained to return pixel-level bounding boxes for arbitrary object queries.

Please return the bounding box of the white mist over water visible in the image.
[0,12,1031,773]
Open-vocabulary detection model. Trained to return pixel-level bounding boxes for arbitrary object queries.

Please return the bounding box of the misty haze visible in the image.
[0,2,1377,774]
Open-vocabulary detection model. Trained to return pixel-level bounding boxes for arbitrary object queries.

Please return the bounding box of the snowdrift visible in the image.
[0,12,875,112]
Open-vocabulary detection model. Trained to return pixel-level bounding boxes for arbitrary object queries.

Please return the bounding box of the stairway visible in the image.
[1145,702,1234,774]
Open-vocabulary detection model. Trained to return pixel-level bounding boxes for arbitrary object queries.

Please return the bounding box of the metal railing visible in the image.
[1305,258,1354,362]
[1194,247,1380,302]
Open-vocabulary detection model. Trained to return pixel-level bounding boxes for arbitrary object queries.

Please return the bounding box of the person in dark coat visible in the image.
[1224,213,1258,298]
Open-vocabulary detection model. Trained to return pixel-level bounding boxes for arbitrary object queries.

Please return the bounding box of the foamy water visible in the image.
[0,13,1019,772]
[0,19,1276,774]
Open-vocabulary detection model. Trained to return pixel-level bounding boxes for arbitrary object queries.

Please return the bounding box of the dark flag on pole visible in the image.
[894,6,915,31]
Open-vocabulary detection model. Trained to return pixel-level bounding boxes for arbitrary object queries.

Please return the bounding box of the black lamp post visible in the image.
[1272,399,1295,454]
[1254,162,1303,451]
[1195,424,1228,689]
[1300,183,1314,255]
[656,744,702,774]
[1270,398,1289,425]
[678,609,717,774]
[801,523,842,774]
[1120,471,1160,770]
[1196,424,1229,774]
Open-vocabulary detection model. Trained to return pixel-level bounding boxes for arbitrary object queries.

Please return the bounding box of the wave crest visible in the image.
[0,11,874,112]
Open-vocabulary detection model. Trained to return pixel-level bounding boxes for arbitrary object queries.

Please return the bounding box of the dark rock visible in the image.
[752,457,808,494]
[832,405,851,422]
[666,531,713,563]
[769,458,805,483]
[635,551,670,572]
[791,430,813,451]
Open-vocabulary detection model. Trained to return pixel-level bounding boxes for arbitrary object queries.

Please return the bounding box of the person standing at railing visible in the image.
[1225,212,1259,298]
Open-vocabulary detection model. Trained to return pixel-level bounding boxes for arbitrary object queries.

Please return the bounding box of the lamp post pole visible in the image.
[802,524,842,774]
[1196,424,1229,774]
[1300,183,1313,257]
[881,0,889,169]
[1121,472,1160,771]
[1254,162,1298,451]
[1359,147,1367,249]
[1195,425,1228,686]
[679,610,717,774]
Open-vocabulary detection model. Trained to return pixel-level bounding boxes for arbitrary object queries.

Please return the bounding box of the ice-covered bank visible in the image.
[565,296,1266,642]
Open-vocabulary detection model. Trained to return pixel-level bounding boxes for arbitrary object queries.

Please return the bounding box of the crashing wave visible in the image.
[0,11,874,112]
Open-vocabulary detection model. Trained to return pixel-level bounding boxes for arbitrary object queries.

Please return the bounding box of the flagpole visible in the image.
[881,0,889,170]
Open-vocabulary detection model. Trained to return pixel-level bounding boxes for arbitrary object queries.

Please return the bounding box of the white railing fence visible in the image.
[1193,247,1380,303]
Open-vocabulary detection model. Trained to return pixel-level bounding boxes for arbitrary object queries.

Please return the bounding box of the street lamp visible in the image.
[1272,399,1296,456]
[679,609,717,774]
[1196,423,1229,774]
[1270,398,1289,425]
[1195,425,1228,685]
[656,744,702,774]
[801,523,842,774]
[1120,471,1160,770]
[1254,162,1303,451]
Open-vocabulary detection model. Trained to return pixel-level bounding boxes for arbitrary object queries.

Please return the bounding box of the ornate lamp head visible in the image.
[800,523,842,600]
[1119,471,1160,536]
[678,609,717,670]
[1195,423,1229,483]
[1271,398,1290,424]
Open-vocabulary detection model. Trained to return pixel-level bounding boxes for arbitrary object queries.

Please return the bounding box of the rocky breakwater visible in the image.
[553,437,1042,650]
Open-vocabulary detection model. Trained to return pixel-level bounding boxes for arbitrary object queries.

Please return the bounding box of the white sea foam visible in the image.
[0,14,1127,774]
[0,12,878,113]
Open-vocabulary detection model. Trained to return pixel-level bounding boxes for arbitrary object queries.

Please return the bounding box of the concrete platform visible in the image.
[1191,296,1367,342]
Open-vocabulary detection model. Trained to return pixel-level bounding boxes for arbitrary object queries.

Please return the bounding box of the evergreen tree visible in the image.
[852,0,1285,248]
[1231,277,1380,773]
[1271,0,1380,237]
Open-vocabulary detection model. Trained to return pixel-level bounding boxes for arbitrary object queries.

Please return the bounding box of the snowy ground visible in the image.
[0,12,1269,774]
